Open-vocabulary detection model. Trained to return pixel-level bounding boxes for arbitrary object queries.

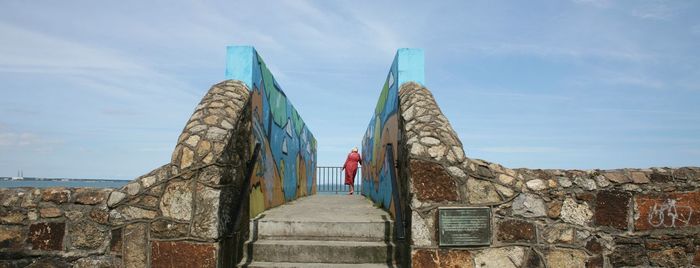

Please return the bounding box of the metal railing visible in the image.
[316,166,362,194]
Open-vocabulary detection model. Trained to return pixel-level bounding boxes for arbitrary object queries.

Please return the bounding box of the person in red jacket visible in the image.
[341,147,362,195]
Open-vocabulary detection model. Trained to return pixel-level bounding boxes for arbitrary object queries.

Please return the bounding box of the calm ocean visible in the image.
[0,181,358,191]
[0,180,129,189]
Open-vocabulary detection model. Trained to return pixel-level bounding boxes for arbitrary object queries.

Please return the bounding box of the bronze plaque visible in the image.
[438,207,491,246]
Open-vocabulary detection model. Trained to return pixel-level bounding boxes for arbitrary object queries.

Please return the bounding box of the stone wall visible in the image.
[1,80,251,267]
[0,46,317,267]
[1,187,117,267]
[397,82,700,267]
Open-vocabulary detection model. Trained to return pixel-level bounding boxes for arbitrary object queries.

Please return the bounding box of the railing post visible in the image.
[314,166,361,195]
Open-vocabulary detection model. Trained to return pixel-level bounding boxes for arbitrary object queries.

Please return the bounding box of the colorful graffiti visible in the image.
[361,49,424,214]
[225,46,317,218]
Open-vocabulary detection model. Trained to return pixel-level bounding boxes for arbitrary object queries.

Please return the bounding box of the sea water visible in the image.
[0,180,129,189]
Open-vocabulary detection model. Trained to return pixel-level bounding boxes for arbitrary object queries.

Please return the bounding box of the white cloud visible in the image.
[0,22,197,101]
[0,131,60,147]
[631,1,676,20]
[682,148,700,155]
[0,0,698,175]
[477,146,563,154]
[0,22,140,72]
[137,146,172,152]
[100,107,141,116]
[692,24,700,35]
[606,75,665,89]
[347,10,405,55]
[449,41,654,63]
[572,0,613,8]
[454,84,573,101]
[583,107,696,116]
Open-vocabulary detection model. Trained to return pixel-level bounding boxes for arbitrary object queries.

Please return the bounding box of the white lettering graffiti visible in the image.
[647,199,693,228]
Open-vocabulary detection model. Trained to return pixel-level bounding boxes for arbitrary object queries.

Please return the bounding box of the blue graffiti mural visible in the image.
[226,46,317,217]
[361,48,424,214]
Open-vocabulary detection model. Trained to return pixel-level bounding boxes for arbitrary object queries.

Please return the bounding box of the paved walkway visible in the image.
[260,194,391,223]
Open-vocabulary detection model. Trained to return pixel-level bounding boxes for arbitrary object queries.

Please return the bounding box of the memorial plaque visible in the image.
[438,207,491,246]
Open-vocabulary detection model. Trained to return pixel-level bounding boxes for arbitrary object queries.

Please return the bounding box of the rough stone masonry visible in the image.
[0,45,318,268]
[398,82,700,268]
[0,80,253,267]
[2,59,699,267]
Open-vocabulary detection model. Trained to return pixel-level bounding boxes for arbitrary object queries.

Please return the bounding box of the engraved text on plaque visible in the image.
[438,207,491,246]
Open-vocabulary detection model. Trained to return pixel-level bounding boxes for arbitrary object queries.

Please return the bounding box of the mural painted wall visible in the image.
[361,48,424,214]
[225,46,317,218]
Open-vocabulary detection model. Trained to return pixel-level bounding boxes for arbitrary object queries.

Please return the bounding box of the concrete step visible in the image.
[243,261,393,268]
[257,220,392,242]
[251,239,394,264]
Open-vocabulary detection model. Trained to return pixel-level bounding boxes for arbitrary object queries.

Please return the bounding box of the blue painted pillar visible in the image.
[396,48,425,86]
[225,45,255,90]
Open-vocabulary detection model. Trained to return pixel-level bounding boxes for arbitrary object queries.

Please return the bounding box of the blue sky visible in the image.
[1,0,699,179]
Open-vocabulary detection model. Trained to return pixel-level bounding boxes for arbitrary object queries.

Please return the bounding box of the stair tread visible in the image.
[240,196,398,266]
[254,239,392,247]
[244,261,392,267]
[256,219,393,241]
[259,219,393,223]
[249,239,394,264]
[259,195,391,223]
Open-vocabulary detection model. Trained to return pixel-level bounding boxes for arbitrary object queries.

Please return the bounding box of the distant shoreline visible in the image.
[0,177,130,182]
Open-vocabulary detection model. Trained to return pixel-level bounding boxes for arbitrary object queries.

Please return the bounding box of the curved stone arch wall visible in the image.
[396,80,700,268]
[111,80,255,267]
[0,80,253,267]
[359,47,700,267]
[0,47,317,267]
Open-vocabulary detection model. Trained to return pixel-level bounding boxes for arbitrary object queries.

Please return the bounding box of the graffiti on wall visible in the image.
[361,58,399,213]
[226,46,317,218]
[634,191,700,230]
[647,199,693,228]
[361,49,424,215]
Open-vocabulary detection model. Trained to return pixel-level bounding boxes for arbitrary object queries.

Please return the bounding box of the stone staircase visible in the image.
[238,195,396,267]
